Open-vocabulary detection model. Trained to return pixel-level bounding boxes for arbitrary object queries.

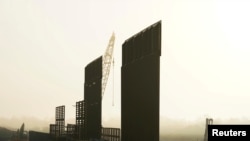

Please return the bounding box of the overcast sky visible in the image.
[1,0,250,129]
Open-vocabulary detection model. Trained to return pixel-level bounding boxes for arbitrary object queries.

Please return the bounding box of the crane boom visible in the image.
[102,33,115,99]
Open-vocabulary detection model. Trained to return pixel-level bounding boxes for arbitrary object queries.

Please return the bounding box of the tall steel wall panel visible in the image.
[84,56,102,140]
[66,124,76,139]
[49,124,56,137]
[121,21,161,141]
[56,105,65,137]
[76,100,84,140]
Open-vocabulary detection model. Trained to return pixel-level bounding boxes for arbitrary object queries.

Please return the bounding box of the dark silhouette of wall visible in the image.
[49,124,56,137]
[76,100,84,140]
[56,105,65,137]
[101,127,121,141]
[121,21,161,141]
[66,124,76,139]
[29,131,52,141]
[84,56,102,140]
[50,105,65,138]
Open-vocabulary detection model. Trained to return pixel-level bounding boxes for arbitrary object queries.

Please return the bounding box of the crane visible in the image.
[102,33,115,104]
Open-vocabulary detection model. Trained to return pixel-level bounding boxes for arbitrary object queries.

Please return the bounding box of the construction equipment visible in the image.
[102,33,115,102]
[204,118,213,141]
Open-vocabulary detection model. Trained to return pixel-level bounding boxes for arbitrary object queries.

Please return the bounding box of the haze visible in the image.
[1,0,250,134]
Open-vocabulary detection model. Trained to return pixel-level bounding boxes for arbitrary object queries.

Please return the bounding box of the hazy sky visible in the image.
[1,0,250,129]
